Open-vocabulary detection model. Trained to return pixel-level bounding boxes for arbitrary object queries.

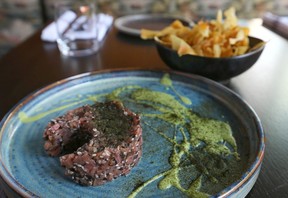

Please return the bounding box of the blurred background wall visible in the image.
[0,0,287,57]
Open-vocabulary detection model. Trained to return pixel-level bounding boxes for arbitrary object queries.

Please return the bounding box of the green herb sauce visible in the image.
[160,73,192,105]
[107,76,239,197]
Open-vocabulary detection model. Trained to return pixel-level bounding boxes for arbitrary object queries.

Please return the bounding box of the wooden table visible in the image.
[0,19,288,197]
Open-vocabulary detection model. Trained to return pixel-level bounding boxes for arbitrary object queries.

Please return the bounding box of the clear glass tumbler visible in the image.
[55,1,99,57]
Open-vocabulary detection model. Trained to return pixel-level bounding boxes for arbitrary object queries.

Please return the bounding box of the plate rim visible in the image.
[0,68,265,197]
[114,14,193,36]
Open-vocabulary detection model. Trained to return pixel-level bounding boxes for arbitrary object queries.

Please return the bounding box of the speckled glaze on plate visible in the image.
[0,70,264,197]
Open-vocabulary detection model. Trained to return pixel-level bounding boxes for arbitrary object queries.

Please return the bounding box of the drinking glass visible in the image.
[55,1,99,57]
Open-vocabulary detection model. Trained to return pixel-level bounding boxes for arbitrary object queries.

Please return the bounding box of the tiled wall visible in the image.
[0,0,288,57]
[0,0,43,56]
[44,0,288,20]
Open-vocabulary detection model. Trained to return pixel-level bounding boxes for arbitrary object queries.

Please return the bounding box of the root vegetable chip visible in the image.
[141,7,257,58]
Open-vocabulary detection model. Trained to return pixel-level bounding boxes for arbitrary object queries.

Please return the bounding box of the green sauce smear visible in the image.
[18,74,241,197]
[160,73,192,105]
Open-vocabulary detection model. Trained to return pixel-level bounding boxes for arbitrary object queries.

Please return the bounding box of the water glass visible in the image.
[55,1,98,57]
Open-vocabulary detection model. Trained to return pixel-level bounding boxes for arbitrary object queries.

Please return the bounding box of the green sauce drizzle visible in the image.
[160,73,192,105]
[125,87,238,197]
[18,95,102,123]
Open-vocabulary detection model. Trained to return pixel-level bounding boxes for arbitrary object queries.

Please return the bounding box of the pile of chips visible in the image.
[141,7,251,58]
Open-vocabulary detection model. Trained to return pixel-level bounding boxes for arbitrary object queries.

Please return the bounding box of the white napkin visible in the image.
[41,12,113,42]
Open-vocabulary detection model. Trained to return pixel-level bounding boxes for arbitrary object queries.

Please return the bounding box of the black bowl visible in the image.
[155,36,265,81]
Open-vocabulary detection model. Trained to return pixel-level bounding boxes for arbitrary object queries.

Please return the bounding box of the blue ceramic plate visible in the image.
[0,70,264,198]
